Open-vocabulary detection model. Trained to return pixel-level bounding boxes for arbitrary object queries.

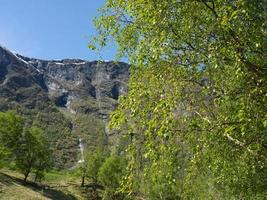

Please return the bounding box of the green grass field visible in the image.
[0,169,94,200]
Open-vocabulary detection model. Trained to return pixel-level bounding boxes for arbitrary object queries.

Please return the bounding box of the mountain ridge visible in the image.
[0,45,129,168]
[0,45,129,116]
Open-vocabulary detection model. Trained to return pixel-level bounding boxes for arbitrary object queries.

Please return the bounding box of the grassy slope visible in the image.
[0,170,86,200]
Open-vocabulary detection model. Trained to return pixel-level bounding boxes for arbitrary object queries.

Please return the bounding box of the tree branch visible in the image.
[200,0,218,18]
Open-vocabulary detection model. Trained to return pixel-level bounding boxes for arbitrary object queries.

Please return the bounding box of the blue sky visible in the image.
[0,0,118,61]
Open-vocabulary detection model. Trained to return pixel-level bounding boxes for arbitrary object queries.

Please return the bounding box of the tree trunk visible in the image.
[34,171,38,183]
[23,167,31,182]
[24,172,29,182]
[81,176,85,187]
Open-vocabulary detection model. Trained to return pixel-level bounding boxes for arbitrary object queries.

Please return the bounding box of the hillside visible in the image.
[0,45,129,168]
[0,169,88,200]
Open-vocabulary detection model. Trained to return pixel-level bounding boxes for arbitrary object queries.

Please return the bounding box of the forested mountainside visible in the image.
[0,45,129,168]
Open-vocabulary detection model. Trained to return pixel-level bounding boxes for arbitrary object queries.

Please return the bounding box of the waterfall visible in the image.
[61,83,83,167]
[78,138,85,163]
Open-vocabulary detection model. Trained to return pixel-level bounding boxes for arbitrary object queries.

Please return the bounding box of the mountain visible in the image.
[0,45,129,168]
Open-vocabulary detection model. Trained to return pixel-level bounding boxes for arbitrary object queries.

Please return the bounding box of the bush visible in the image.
[98,155,126,200]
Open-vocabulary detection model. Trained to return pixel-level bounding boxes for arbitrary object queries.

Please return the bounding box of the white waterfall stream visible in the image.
[62,85,85,167]
[78,138,85,163]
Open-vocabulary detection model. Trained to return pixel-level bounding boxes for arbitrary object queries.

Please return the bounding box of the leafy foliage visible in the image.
[32,109,77,169]
[85,148,108,183]
[15,126,51,182]
[92,0,267,199]
[75,113,107,150]
[98,155,126,200]
[0,111,51,182]
[76,146,109,187]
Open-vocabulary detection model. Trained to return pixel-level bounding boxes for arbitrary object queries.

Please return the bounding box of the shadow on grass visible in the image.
[0,172,77,200]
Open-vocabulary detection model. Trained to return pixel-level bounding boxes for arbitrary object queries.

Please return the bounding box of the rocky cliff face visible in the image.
[17,54,129,117]
[0,46,129,116]
[0,46,49,109]
[0,45,129,168]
